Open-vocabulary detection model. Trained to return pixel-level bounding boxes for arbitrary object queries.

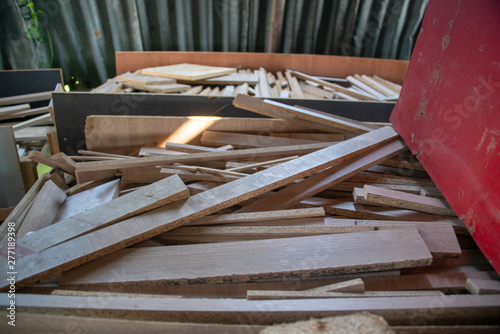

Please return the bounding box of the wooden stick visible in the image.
[0,103,31,117]
[164,142,223,153]
[78,150,133,159]
[11,113,53,131]
[189,208,325,226]
[0,91,52,107]
[201,130,320,149]
[1,127,403,290]
[227,156,299,172]
[247,289,444,300]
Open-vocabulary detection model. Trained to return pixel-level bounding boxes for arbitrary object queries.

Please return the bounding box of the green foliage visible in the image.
[20,0,54,67]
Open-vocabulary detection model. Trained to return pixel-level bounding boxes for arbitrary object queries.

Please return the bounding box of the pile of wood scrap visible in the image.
[92,63,400,101]
[1,95,499,332]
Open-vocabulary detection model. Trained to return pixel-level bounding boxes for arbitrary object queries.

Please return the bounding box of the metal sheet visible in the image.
[391,0,500,273]
[1,0,427,88]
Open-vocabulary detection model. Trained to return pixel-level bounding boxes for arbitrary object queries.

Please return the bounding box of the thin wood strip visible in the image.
[307,278,365,292]
[164,142,223,153]
[227,156,299,172]
[201,130,321,149]
[0,91,52,107]
[11,113,53,131]
[0,103,31,117]
[78,150,134,159]
[247,289,444,300]
[1,127,403,290]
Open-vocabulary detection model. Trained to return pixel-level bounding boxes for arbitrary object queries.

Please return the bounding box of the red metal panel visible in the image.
[391,0,500,272]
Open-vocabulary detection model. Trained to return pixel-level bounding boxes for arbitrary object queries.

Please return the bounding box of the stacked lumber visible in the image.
[92,63,401,101]
[1,95,499,332]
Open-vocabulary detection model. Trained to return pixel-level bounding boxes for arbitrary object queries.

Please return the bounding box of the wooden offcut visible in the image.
[58,228,432,286]
[140,63,237,81]
[201,130,321,149]
[465,279,500,295]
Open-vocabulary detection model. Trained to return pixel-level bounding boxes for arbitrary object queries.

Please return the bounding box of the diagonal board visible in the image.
[13,175,189,255]
[238,138,407,212]
[0,127,398,290]
[58,228,432,286]
[201,130,321,148]
[75,142,341,184]
[263,100,376,134]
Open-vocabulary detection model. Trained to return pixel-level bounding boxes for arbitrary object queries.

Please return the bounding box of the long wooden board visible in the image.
[0,127,400,290]
[85,115,315,155]
[15,175,189,255]
[2,293,499,325]
[263,99,376,134]
[116,71,176,86]
[238,139,406,212]
[58,228,431,286]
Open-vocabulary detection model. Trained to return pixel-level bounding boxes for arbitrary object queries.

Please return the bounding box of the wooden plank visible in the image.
[181,85,203,95]
[14,180,66,238]
[359,74,399,98]
[163,165,248,178]
[184,73,258,85]
[0,106,50,121]
[346,75,386,100]
[156,224,415,245]
[227,156,299,172]
[263,99,375,134]
[164,142,223,153]
[0,103,31,117]
[140,63,237,81]
[58,227,431,286]
[465,279,500,295]
[1,127,407,290]
[364,271,499,293]
[271,133,345,141]
[91,79,123,93]
[190,208,325,226]
[50,152,76,175]
[123,81,191,93]
[11,113,53,131]
[0,91,52,107]
[14,126,53,141]
[65,177,118,196]
[285,71,305,99]
[75,141,347,184]
[0,313,264,334]
[299,81,335,99]
[239,139,406,212]
[85,115,314,155]
[123,166,239,184]
[4,293,498,325]
[232,94,344,134]
[53,179,120,223]
[0,173,50,243]
[116,71,176,85]
[201,130,321,149]
[14,175,189,255]
[258,68,272,97]
[291,70,379,101]
[299,197,447,221]
[247,289,443,300]
[363,185,456,216]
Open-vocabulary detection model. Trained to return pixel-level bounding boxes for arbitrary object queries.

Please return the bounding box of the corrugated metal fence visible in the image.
[0,0,428,89]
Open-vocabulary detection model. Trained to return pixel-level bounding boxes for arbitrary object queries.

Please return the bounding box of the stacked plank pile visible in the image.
[1,95,499,333]
[92,63,400,102]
